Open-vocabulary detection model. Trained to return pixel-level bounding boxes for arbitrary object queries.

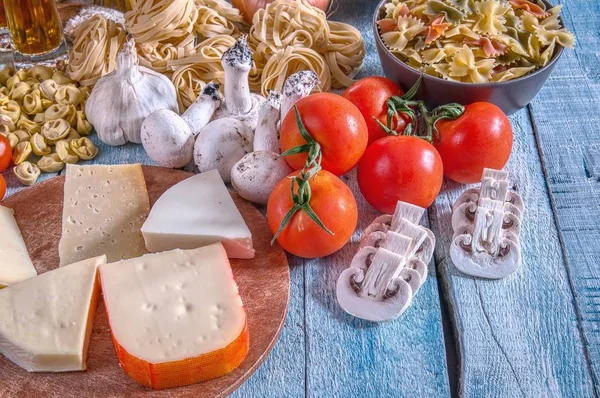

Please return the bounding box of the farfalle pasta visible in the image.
[379,0,575,83]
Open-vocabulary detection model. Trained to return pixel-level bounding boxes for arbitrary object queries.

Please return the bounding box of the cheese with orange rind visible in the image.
[99,244,249,390]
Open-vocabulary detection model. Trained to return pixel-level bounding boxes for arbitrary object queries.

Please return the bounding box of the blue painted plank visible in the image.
[527,0,600,393]
[428,107,595,396]
[303,2,451,394]
[305,171,451,397]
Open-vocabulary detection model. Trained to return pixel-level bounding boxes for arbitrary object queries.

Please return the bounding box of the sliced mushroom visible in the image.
[336,248,413,322]
[450,231,521,279]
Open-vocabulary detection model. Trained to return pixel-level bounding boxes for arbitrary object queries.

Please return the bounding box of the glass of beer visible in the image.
[3,0,67,67]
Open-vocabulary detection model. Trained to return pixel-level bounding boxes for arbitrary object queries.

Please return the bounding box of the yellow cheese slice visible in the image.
[0,255,106,372]
[0,205,37,287]
[99,244,248,389]
[58,164,150,266]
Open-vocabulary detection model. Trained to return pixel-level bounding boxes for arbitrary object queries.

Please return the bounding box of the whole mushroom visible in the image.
[141,109,194,168]
[213,36,265,131]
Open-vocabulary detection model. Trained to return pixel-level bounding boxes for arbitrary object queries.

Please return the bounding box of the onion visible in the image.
[232,0,330,24]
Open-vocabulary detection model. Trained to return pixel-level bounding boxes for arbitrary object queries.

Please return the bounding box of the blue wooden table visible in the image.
[3,0,599,396]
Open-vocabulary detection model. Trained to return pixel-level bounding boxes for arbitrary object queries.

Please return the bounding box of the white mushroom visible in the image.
[141,109,194,168]
[253,91,282,153]
[181,82,222,136]
[449,168,524,279]
[231,150,292,205]
[214,36,265,131]
[193,117,253,183]
[280,71,320,121]
[336,248,413,322]
[450,230,521,279]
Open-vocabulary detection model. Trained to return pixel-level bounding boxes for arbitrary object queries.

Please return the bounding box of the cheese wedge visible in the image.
[0,205,37,287]
[58,164,150,266]
[141,169,254,259]
[0,255,106,372]
[99,244,248,390]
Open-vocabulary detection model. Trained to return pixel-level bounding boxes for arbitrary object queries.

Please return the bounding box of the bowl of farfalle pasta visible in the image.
[373,0,575,114]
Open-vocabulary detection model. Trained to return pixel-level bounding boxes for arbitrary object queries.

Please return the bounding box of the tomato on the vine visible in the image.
[267,169,358,258]
[0,174,6,200]
[342,76,409,145]
[357,135,443,212]
[434,102,512,184]
[280,93,368,176]
[0,134,11,172]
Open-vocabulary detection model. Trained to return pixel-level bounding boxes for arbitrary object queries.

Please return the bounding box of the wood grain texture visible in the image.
[302,2,451,394]
[428,108,595,397]
[0,167,290,397]
[527,0,600,393]
[305,171,451,397]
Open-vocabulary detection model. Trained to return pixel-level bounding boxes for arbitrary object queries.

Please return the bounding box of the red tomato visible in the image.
[357,136,443,212]
[280,93,368,176]
[0,134,11,172]
[434,102,513,184]
[0,174,5,200]
[267,169,358,258]
[342,76,409,145]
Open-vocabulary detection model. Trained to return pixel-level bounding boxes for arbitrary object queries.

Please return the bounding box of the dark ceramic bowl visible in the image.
[373,0,564,115]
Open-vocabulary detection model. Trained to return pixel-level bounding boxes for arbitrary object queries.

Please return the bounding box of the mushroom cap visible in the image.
[231,151,292,204]
[141,109,194,168]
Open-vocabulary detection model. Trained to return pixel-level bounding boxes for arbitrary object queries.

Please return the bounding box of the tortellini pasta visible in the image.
[12,141,32,165]
[42,118,71,142]
[37,153,65,172]
[70,137,98,160]
[13,161,41,186]
[379,0,575,83]
[0,64,97,185]
[55,139,80,164]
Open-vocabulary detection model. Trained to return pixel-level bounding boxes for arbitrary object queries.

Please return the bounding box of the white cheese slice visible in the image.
[141,169,254,259]
[0,255,106,372]
[0,205,37,287]
[58,164,150,266]
[100,244,246,364]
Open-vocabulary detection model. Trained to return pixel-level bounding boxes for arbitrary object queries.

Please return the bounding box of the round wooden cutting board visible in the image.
[0,166,290,397]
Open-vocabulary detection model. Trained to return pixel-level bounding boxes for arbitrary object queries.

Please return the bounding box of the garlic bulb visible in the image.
[85,39,179,146]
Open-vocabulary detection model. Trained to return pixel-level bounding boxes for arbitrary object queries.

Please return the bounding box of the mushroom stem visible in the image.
[254,91,282,153]
[221,36,253,116]
[281,71,319,121]
[182,83,222,136]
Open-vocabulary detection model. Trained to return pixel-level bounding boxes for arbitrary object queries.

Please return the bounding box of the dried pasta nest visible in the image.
[248,0,365,95]
[66,15,127,86]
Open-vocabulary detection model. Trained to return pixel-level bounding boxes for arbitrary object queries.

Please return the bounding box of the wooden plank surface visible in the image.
[428,107,596,396]
[302,2,450,396]
[527,0,600,393]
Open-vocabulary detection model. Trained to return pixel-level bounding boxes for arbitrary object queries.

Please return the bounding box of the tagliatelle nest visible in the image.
[379,0,575,83]
[248,0,366,95]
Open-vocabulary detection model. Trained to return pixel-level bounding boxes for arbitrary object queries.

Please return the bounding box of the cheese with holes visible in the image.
[0,255,105,372]
[141,169,254,259]
[99,244,248,390]
[58,164,150,266]
[0,205,37,287]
